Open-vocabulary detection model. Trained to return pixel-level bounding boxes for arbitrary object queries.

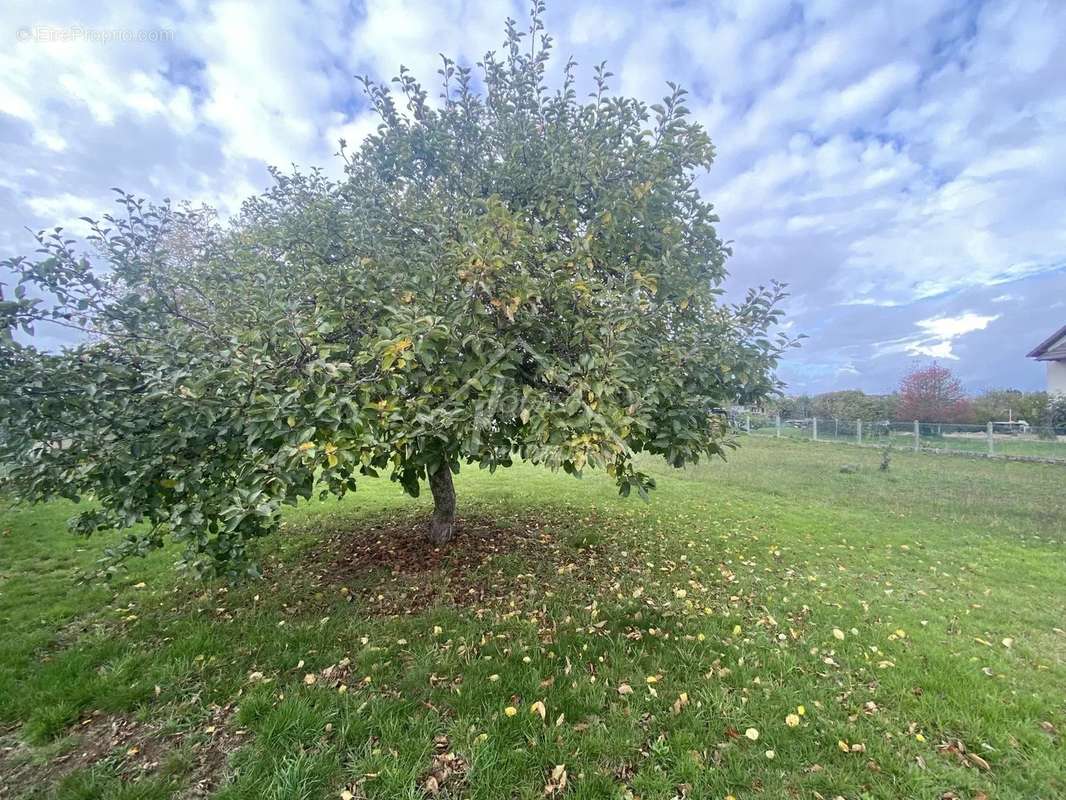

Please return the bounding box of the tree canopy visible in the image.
[895,362,971,423]
[0,4,792,578]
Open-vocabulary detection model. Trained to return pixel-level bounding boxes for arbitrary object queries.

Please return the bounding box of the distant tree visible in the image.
[812,390,866,420]
[1049,396,1066,434]
[1015,392,1054,426]
[0,4,793,578]
[811,389,897,420]
[770,390,897,421]
[866,393,899,421]
[895,362,972,423]
[767,394,812,419]
[970,389,1048,425]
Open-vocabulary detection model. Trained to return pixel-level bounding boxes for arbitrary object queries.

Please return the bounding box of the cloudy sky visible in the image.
[3,0,1064,394]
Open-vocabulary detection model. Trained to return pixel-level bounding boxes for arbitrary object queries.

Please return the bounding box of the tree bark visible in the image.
[427,464,456,545]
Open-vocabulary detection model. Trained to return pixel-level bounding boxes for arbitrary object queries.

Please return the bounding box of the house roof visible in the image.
[1028,324,1066,361]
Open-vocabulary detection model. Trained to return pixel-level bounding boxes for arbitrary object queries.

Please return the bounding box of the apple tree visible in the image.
[0,5,792,578]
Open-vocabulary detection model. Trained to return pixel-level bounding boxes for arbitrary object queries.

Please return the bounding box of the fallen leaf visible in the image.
[545,764,568,795]
[672,692,689,714]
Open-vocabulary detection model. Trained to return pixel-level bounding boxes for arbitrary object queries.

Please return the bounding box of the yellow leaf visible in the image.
[832,628,845,640]
[797,705,806,716]
[672,692,689,714]
[531,700,546,720]
[298,441,315,452]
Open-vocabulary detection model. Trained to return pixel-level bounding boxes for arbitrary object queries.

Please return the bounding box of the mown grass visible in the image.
[751,424,1066,460]
[1,438,1064,799]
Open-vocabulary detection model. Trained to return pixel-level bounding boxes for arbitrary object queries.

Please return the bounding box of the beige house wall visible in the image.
[1048,360,1066,395]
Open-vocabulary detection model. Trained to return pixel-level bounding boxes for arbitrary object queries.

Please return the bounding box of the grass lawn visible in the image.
[750,426,1066,462]
[1,437,1064,799]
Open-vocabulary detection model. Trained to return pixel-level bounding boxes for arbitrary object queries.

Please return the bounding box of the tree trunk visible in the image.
[427,464,456,545]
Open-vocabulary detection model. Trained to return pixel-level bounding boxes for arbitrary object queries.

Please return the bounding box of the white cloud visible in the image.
[874,312,1000,360]
[916,312,999,341]
[25,193,99,233]
[1,0,1063,393]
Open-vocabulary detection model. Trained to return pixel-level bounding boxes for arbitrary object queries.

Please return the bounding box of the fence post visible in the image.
[745,412,751,435]
[913,420,920,451]
[812,417,818,442]
[856,418,862,444]
[775,414,781,438]
[987,421,994,456]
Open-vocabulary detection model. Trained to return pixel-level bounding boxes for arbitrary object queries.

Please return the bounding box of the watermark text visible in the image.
[16,25,174,44]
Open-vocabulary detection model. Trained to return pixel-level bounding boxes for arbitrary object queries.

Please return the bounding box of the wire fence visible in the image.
[738,412,1066,464]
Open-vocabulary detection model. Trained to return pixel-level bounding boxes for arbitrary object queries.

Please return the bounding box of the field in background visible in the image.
[1,437,1065,799]
[747,413,1066,462]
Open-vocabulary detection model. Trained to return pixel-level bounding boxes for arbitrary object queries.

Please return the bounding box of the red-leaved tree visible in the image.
[895,362,973,422]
